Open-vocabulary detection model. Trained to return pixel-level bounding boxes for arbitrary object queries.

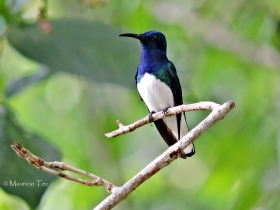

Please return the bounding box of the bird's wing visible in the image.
[154,118,188,159]
[154,119,179,145]
[166,61,185,139]
[151,62,183,140]
[154,62,193,158]
[167,63,194,157]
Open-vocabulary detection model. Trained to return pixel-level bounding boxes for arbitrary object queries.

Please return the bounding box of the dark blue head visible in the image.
[120,30,167,53]
[140,31,167,52]
[120,30,168,71]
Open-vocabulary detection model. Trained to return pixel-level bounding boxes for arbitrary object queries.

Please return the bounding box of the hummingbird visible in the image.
[119,30,195,159]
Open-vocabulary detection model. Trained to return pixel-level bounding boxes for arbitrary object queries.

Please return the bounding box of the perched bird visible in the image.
[119,30,195,159]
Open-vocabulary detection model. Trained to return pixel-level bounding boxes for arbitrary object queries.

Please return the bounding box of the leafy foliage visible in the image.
[0,0,280,209]
[7,19,139,95]
[0,104,61,209]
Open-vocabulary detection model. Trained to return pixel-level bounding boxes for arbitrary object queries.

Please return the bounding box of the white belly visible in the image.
[137,73,181,138]
[137,73,174,112]
[137,73,193,155]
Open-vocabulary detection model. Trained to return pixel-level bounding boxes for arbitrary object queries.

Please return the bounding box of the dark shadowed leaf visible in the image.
[7,19,139,95]
[5,65,51,97]
[0,104,62,209]
[0,14,6,37]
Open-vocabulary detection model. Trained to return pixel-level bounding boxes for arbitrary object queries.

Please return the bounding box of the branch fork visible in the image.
[11,143,116,193]
[11,100,235,210]
[105,101,225,138]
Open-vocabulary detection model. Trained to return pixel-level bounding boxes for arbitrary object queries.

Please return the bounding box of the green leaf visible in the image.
[7,19,139,90]
[0,103,62,209]
[0,14,6,37]
[5,66,51,97]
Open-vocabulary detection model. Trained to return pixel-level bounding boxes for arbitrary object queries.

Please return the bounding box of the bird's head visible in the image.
[120,30,167,52]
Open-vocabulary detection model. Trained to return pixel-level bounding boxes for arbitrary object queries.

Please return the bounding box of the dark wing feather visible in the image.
[153,62,188,159]
[151,61,184,141]
[154,119,178,147]
[166,62,185,139]
[154,119,187,159]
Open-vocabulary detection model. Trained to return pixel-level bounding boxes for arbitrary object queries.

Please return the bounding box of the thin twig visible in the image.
[95,100,235,209]
[11,143,117,193]
[105,101,220,138]
[11,100,235,210]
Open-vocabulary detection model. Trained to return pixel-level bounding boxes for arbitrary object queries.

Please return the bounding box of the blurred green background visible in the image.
[0,0,279,209]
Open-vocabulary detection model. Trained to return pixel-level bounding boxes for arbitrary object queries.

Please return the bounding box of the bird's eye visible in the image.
[154,35,160,41]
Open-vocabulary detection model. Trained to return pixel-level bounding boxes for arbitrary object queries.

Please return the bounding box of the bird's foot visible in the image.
[162,107,170,116]
[148,111,156,122]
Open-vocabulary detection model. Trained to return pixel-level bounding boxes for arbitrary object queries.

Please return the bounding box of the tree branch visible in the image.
[11,143,117,193]
[105,101,220,138]
[96,100,235,209]
[11,100,235,210]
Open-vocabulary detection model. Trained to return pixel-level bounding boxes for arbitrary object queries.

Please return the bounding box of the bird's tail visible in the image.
[180,144,195,159]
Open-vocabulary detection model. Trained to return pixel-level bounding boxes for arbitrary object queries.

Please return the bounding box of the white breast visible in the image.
[137,73,174,112]
[137,73,178,138]
[137,73,193,155]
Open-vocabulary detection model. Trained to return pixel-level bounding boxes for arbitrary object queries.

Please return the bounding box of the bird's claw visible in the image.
[148,111,155,122]
[162,107,170,116]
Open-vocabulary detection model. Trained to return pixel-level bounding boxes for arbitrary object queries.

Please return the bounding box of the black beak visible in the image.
[119,33,143,40]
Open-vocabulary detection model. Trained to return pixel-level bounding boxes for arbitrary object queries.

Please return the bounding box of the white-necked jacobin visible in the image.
[119,30,195,159]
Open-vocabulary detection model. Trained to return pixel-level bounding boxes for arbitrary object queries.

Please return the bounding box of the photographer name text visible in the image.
[3,180,49,187]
